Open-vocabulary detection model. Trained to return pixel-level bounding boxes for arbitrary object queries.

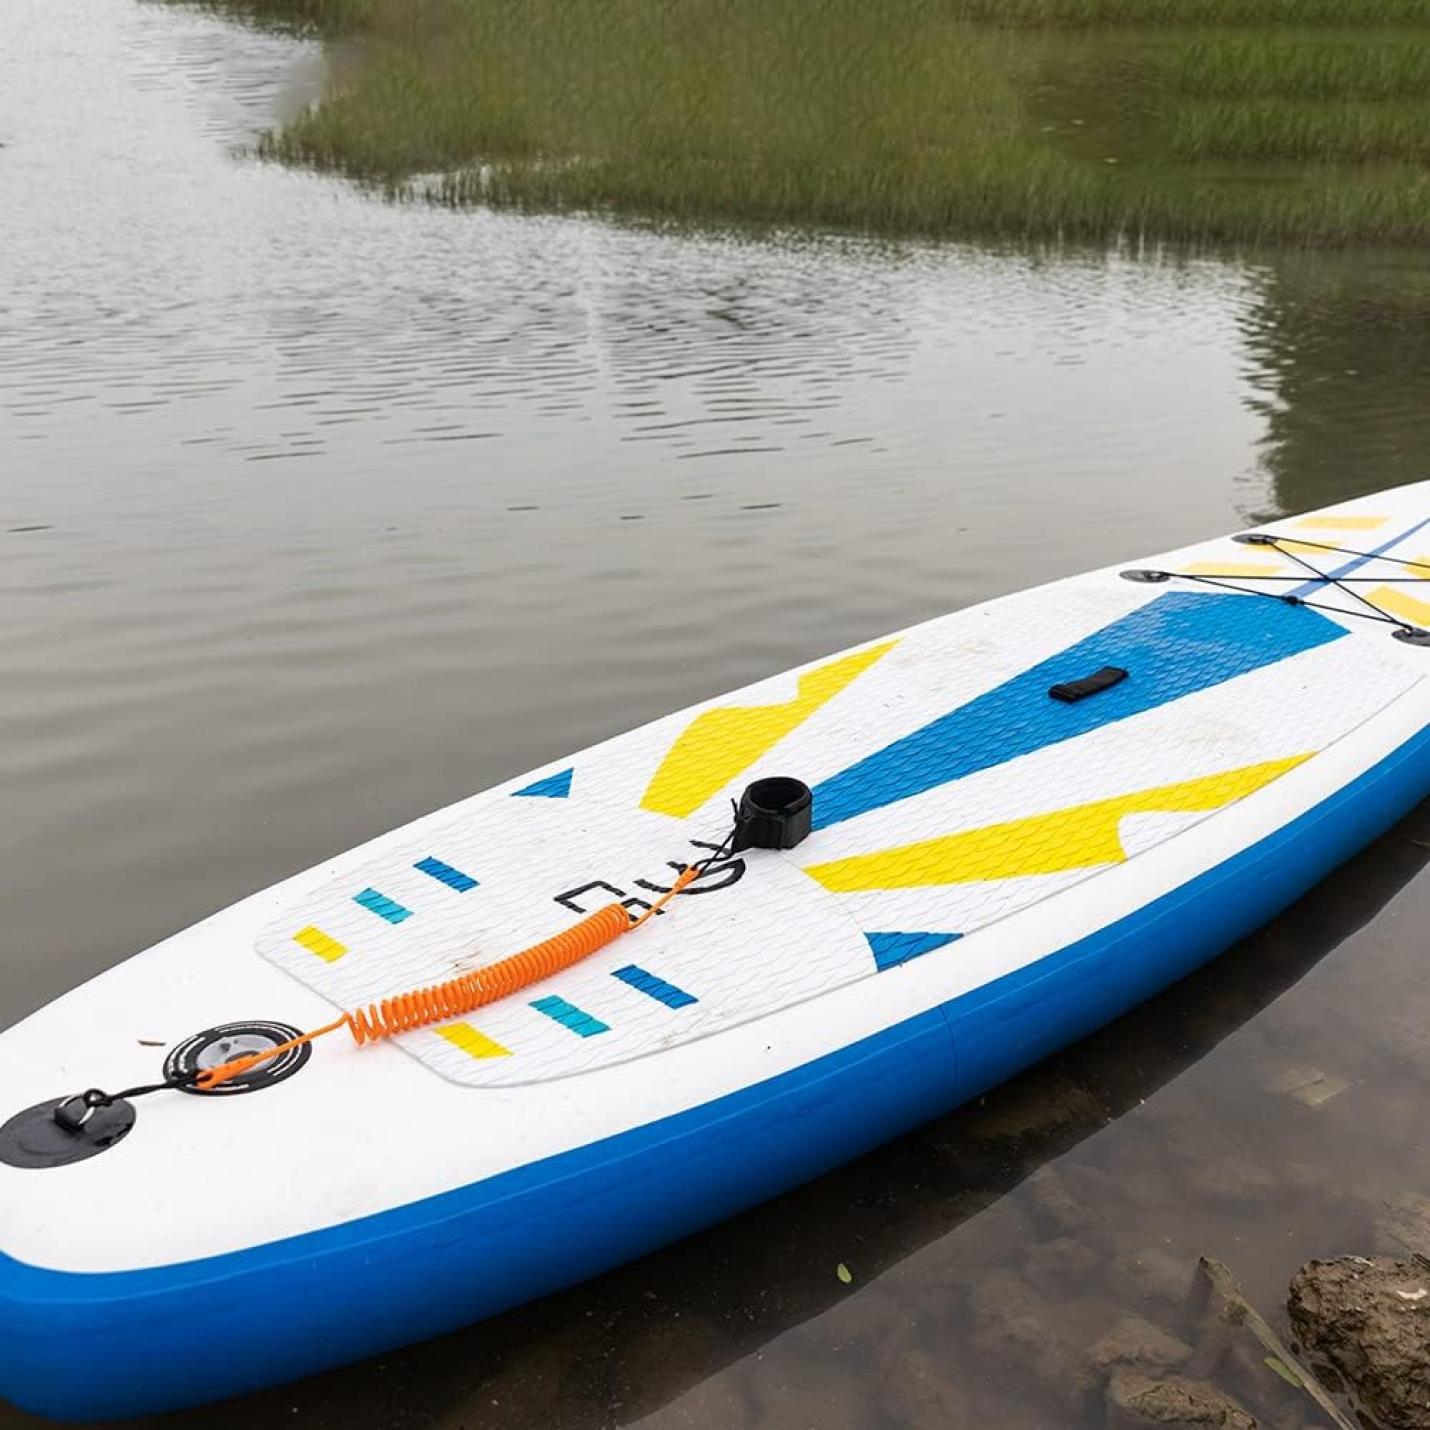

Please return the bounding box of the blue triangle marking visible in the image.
[812,592,1346,830]
[866,931,961,972]
[513,767,573,799]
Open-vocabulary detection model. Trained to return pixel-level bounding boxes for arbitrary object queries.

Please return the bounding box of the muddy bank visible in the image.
[1291,1256,1430,1428]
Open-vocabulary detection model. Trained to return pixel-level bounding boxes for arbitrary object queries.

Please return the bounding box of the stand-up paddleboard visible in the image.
[7,484,1430,1420]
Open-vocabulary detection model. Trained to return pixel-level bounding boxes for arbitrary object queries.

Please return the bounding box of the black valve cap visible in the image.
[0,1096,136,1169]
[733,777,813,852]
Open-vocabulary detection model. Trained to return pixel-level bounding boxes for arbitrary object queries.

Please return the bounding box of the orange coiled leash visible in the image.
[196,865,700,1090]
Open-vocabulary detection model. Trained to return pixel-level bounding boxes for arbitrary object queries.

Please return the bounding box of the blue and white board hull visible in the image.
[6,485,1430,1419]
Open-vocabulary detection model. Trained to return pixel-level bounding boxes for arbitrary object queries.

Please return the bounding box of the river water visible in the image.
[4,3,1430,1427]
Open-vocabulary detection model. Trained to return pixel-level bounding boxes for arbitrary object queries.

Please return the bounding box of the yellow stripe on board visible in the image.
[293,925,347,963]
[642,641,897,819]
[1367,586,1430,628]
[804,756,1311,892]
[1403,555,1430,576]
[1178,561,1285,577]
[1293,515,1387,531]
[436,1022,511,1059]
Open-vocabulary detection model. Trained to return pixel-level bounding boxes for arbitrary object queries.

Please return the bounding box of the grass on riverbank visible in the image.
[958,0,1430,21]
[202,0,374,32]
[180,0,1430,245]
[1170,36,1430,97]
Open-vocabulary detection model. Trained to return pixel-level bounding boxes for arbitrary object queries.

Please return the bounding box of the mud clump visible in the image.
[968,1269,1094,1404]
[1093,1311,1252,1428]
[1026,1164,1118,1248]
[1288,1255,1430,1429]
[1089,1315,1193,1379]
[1105,1369,1257,1428]
[880,1343,972,1427]
[1110,1247,1194,1310]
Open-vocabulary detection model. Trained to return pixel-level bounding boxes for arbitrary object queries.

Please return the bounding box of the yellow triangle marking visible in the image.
[1293,515,1386,531]
[804,755,1312,892]
[1368,586,1430,628]
[436,1022,511,1059]
[293,925,347,963]
[641,641,897,819]
[1178,561,1285,577]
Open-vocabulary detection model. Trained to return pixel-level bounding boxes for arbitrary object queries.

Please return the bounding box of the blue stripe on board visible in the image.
[352,888,413,924]
[513,768,574,799]
[530,994,609,1037]
[611,964,698,1009]
[811,591,1346,830]
[414,857,478,893]
[866,932,961,971]
[1283,515,1430,599]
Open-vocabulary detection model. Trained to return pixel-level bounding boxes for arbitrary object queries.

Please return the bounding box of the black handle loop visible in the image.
[50,1071,200,1134]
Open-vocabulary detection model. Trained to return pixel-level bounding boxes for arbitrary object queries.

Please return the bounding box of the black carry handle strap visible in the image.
[1049,665,1128,704]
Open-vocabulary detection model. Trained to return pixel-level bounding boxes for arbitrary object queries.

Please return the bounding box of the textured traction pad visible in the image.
[258,580,1418,1087]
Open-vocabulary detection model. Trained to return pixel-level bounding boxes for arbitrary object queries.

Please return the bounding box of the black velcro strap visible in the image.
[1049,666,1128,704]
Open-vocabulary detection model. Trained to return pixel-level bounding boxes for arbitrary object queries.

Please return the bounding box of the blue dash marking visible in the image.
[611,964,698,1009]
[353,888,413,924]
[531,994,609,1037]
[414,857,478,893]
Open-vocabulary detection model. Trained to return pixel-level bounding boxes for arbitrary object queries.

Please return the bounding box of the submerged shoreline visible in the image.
[172,0,1430,246]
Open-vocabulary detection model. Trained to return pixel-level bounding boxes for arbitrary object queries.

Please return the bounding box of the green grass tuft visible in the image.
[163,0,1430,246]
[1173,99,1430,161]
[177,0,377,34]
[1169,37,1430,98]
[955,0,1430,24]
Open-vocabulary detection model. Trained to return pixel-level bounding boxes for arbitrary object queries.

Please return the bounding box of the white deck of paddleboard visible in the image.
[4,482,1430,1272]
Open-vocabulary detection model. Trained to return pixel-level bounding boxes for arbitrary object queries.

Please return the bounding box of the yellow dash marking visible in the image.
[804,756,1311,892]
[436,1022,510,1059]
[293,925,347,963]
[1294,515,1387,531]
[642,641,897,819]
[1178,561,1284,577]
[1275,539,1344,557]
[1403,555,1430,576]
[1367,586,1430,628]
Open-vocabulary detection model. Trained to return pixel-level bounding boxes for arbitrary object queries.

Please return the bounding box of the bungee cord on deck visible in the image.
[1123,532,1430,638]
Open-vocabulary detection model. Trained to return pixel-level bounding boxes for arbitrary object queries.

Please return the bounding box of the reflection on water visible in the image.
[2,2,1430,1427]
[1243,250,1430,516]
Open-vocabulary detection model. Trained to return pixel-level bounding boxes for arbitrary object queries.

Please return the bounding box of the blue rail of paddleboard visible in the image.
[4,720,1430,1421]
